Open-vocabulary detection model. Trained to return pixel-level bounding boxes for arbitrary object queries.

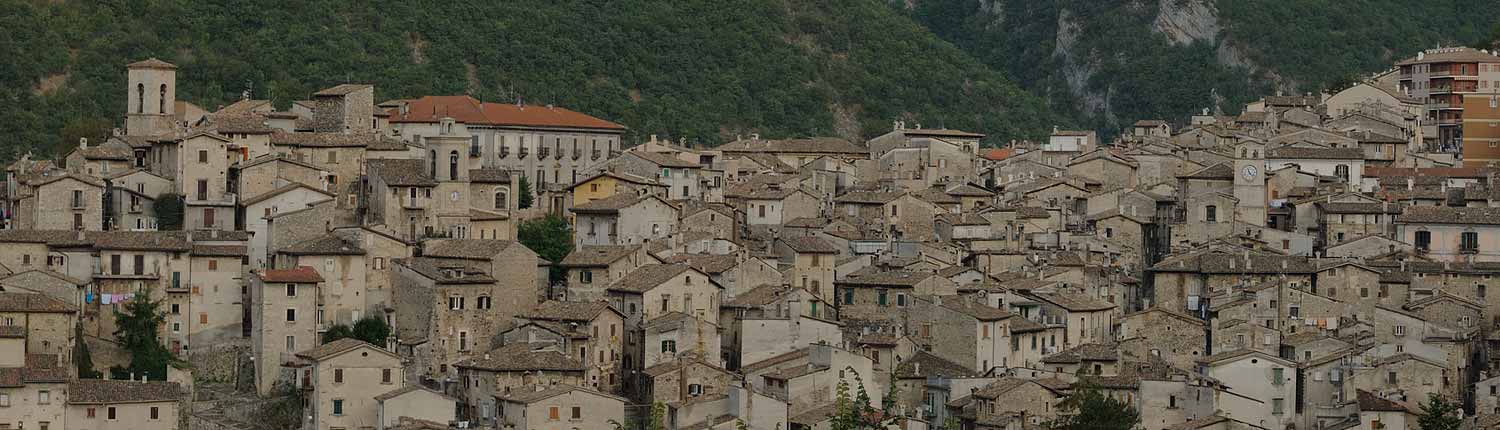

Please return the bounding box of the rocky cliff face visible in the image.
[1151,0,1219,46]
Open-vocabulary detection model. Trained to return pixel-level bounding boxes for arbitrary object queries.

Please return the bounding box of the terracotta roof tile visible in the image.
[457,343,583,372]
[559,245,641,267]
[0,292,76,313]
[69,379,181,404]
[257,266,324,283]
[387,96,625,131]
[607,264,694,293]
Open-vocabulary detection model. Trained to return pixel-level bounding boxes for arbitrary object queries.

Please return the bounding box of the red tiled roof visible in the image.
[257,266,323,283]
[387,96,625,131]
[981,148,1014,161]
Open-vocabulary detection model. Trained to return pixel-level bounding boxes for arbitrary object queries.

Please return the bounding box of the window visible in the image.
[1388,371,1398,384]
[460,331,469,351]
[581,270,593,284]
[72,190,84,208]
[549,406,560,421]
[982,324,990,339]
[136,83,145,113]
[1416,231,1431,250]
[891,205,899,217]
[896,293,907,307]
[1463,232,1480,253]
[661,340,677,354]
[1272,368,1284,385]
[477,296,492,309]
[1271,398,1284,415]
[572,406,582,420]
[332,399,344,416]
[286,284,297,297]
[208,259,218,271]
[159,84,167,113]
[843,289,854,305]
[171,303,181,314]
[0,393,7,407]
[373,257,385,270]
[199,150,209,163]
[327,151,338,164]
[382,368,392,384]
[1205,205,1217,222]
[878,290,888,307]
[39,390,50,404]
[109,406,117,420]
[286,309,296,322]
[1395,325,1407,336]
[449,151,459,179]
[494,190,508,209]
[334,368,344,383]
[150,406,159,420]
[204,208,216,227]
[87,407,95,418]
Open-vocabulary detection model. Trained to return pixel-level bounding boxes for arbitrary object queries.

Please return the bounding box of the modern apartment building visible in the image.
[1396,47,1500,164]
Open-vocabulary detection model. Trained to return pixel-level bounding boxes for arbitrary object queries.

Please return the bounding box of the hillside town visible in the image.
[1,46,1500,430]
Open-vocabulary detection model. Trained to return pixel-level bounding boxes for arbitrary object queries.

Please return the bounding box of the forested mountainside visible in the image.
[6,0,1499,162]
[892,0,1500,130]
[0,0,1057,161]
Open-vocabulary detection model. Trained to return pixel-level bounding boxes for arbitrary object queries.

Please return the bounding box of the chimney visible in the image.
[1407,177,1414,191]
[79,137,88,150]
[914,362,921,375]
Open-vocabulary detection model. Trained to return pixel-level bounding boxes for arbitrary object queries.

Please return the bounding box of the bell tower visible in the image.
[125,58,178,136]
[1233,140,1267,226]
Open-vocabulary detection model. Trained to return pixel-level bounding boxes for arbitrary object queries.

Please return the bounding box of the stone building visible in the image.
[250,266,323,396]
[293,339,406,430]
[65,379,183,430]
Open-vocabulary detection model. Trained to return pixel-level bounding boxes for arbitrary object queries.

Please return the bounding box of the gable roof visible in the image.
[895,350,977,379]
[386,95,625,131]
[780,236,839,254]
[571,193,673,214]
[368,159,436,187]
[280,234,365,256]
[0,292,77,313]
[257,266,324,283]
[295,338,399,362]
[423,239,521,260]
[239,182,335,207]
[717,137,866,155]
[456,343,583,372]
[607,264,704,293]
[69,379,181,404]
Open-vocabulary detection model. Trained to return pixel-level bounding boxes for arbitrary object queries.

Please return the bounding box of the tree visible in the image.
[321,324,355,344]
[153,193,185,231]
[519,214,574,285]
[1045,382,1139,430]
[73,324,101,379]
[110,286,175,381]
[352,316,391,345]
[322,316,392,345]
[58,118,114,157]
[517,176,534,209]
[647,402,667,430]
[831,368,888,430]
[1418,394,1461,430]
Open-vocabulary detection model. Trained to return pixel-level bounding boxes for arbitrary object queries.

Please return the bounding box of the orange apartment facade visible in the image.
[1397,47,1500,166]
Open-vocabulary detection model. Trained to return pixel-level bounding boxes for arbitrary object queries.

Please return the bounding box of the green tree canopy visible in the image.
[322,316,392,346]
[110,286,175,381]
[1046,381,1140,430]
[1418,394,1461,430]
[153,193,184,231]
[518,214,574,285]
[517,177,534,210]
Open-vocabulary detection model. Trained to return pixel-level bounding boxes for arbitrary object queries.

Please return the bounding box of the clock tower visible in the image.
[1233,140,1267,226]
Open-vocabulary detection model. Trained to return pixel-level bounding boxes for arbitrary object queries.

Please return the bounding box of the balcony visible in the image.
[538,148,550,159]
[518,149,529,159]
[1436,118,1463,126]
[592,150,601,160]
[1425,101,1452,109]
[498,149,510,159]
[1461,247,1480,255]
[186,192,237,207]
[401,198,426,210]
[128,204,143,214]
[572,150,581,160]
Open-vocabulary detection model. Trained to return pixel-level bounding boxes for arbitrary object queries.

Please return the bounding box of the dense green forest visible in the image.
[0,0,1058,162]
[5,0,1500,163]
[893,0,1500,131]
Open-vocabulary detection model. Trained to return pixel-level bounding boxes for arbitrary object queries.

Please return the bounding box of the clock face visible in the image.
[1242,165,1258,180]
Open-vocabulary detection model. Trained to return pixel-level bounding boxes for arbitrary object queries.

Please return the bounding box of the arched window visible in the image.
[136,83,145,113]
[448,151,459,180]
[428,150,437,178]
[494,189,508,210]
[159,84,167,114]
